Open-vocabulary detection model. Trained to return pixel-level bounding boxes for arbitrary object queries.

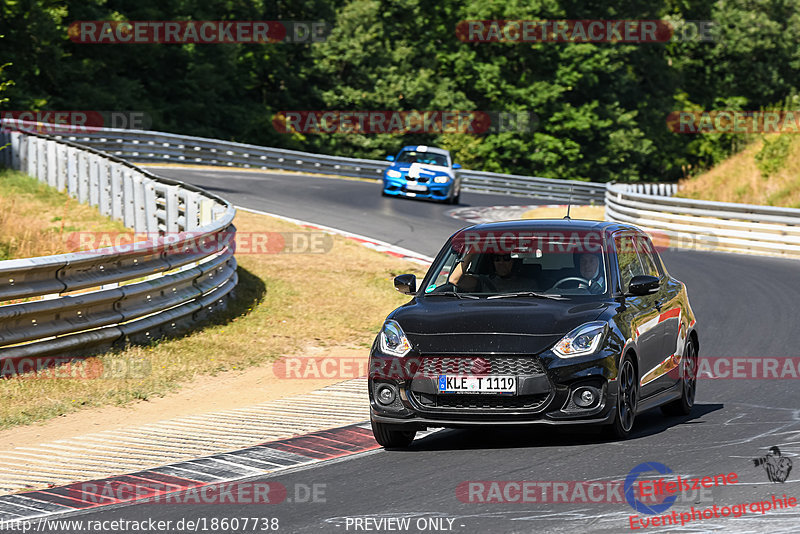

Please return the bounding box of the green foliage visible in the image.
[1,0,799,182]
[755,135,792,178]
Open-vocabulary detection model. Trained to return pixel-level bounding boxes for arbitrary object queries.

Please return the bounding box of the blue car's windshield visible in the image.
[396,151,448,167]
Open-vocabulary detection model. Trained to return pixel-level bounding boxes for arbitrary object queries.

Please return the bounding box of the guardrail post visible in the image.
[144,180,159,232]
[58,143,68,196]
[122,169,135,228]
[10,131,21,169]
[47,140,59,189]
[27,137,37,178]
[66,145,79,199]
[88,154,99,204]
[199,199,214,225]
[36,138,47,183]
[111,164,124,222]
[80,153,94,204]
[19,132,28,172]
[0,129,7,167]
[132,173,147,231]
[165,185,180,232]
[98,159,112,216]
[184,191,200,230]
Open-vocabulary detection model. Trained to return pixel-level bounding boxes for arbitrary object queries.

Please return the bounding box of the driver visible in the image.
[577,252,606,294]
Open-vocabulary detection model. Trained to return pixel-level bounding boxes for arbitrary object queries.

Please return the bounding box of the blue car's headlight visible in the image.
[433,176,449,184]
[553,321,607,358]
[379,320,412,357]
[386,169,402,179]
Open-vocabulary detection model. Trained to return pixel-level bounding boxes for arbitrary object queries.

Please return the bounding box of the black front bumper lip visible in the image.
[370,409,616,428]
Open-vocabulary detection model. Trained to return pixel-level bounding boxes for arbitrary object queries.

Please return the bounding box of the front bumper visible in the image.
[368,350,620,430]
[382,177,452,201]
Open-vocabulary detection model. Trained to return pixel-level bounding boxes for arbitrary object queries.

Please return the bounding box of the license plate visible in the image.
[438,375,516,394]
[406,183,428,192]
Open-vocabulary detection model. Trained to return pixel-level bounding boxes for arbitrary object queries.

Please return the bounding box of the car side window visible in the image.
[636,236,660,278]
[430,252,460,290]
[615,234,645,292]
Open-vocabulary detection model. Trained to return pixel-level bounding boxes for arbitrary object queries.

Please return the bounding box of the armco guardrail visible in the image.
[0,124,238,375]
[606,183,800,258]
[614,182,678,196]
[52,127,610,204]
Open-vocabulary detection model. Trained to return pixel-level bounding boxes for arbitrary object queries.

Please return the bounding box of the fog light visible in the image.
[573,386,598,408]
[377,384,397,405]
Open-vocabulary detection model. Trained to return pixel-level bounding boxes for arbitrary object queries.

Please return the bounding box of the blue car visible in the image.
[381,145,462,204]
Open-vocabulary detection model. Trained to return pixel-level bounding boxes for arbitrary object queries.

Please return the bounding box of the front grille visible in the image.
[410,391,549,411]
[419,356,545,376]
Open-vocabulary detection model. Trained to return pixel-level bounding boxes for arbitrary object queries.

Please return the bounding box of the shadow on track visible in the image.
[395,403,724,452]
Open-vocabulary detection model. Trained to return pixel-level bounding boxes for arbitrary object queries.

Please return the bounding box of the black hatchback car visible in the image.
[368,220,699,447]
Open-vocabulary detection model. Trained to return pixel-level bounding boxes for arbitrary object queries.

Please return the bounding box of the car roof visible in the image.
[452,219,643,238]
[399,145,450,156]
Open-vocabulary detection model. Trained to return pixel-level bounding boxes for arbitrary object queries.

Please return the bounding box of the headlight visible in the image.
[553,321,607,358]
[433,176,450,183]
[379,320,412,357]
[386,169,402,178]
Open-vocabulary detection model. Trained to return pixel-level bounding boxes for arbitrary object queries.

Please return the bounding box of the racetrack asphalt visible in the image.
[20,168,799,534]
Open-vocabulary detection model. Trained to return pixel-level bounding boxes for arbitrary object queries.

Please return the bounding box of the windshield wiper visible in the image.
[426,291,479,299]
[487,291,566,300]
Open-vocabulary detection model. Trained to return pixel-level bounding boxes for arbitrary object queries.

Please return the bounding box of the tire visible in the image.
[661,339,697,416]
[605,355,638,439]
[446,184,460,205]
[371,418,416,448]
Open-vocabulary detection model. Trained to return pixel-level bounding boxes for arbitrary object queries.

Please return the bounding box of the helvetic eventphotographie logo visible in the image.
[753,446,793,483]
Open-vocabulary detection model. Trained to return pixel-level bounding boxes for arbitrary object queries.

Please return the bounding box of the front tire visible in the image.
[605,355,638,439]
[371,418,416,448]
[661,339,697,416]
[447,184,461,204]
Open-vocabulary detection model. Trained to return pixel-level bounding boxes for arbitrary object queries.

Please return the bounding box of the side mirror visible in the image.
[627,275,660,296]
[385,155,395,162]
[394,274,417,295]
[452,163,461,169]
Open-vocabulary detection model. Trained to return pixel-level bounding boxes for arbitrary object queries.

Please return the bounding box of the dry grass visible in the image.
[0,169,128,260]
[677,136,800,207]
[0,210,428,429]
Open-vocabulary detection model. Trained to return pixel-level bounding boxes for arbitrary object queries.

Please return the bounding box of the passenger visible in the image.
[449,252,526,293]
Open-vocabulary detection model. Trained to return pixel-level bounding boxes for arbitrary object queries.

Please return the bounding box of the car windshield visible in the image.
[395,150,448,167]
[422,231,609,297]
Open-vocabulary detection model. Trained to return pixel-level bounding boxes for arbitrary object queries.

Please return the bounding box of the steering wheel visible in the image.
[552,276,591,290]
